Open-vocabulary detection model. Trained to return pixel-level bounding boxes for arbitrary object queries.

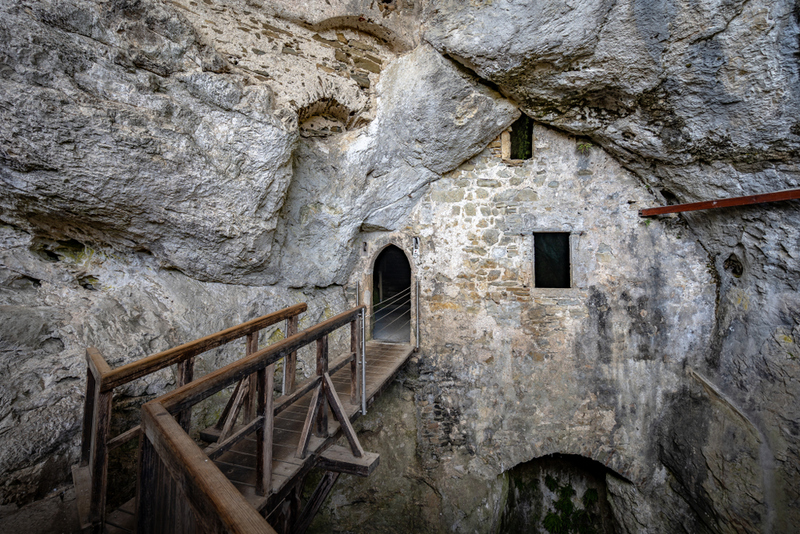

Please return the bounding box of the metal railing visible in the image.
[370,286,412,341]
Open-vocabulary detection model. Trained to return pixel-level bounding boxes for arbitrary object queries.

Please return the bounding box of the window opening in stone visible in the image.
[534,232,571,288]
[509,113,534,160]
[372,245,411,343]
[298,98,353,138]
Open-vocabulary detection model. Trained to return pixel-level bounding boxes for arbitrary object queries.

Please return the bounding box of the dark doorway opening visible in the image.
[372,245,411,343]
[498,453,619,534]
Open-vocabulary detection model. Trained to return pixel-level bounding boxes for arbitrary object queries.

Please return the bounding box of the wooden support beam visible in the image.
[218,377,250,442]
[79,370,97,466]
[205,417,264,461]
[256,363,274,496]
[107,424,141,451]
[322,373,364,458]
[639,188,800,217]
[284,315,299,395]
[314,336,328,437]
[244,333,259,423]
[317,445,379,477]
[88,380,112,529]
[296,385,321,460]
[350,318,360,406]
[176,357,194,431]
[292,472,340,534]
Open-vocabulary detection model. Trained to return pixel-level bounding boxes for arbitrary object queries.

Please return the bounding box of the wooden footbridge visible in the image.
[72,303,416,534]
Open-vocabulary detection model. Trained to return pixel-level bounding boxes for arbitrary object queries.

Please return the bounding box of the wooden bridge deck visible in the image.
[103,340,414,533]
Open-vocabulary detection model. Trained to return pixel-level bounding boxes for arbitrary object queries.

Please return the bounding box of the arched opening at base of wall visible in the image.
[372,245,411,343]
[499,453,620,534]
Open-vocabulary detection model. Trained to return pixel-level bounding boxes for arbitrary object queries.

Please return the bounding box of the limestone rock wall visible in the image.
[0,0,799,532]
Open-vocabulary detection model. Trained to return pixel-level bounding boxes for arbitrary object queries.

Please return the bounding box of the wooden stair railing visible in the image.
[72,303,308,533]
[140,306,369,534]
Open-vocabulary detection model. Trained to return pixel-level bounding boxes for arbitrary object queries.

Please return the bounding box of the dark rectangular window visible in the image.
[510,114,534,160]
[534,232,571,288]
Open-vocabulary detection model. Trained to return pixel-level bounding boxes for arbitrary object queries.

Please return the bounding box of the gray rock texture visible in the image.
[276,44,518,287]
[0,0,296,284]
[0,0,799,532]
[422,1,800,532]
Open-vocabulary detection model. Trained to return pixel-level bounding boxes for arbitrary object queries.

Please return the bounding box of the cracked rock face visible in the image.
[1,0,799,532]
[0,0,296,284]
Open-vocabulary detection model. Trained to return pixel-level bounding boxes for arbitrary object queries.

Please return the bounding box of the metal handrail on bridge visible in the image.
[137,306,367,534]
[370,287,412,338]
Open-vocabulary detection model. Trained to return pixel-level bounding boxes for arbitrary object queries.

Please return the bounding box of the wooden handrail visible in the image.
[158,306,366,415]
[136,306,366,532]
[75,303,308,532]
[98,303,308,392]
[140,402,277,534]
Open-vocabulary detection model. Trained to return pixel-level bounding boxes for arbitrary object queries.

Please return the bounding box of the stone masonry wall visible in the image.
[342,124,724,531]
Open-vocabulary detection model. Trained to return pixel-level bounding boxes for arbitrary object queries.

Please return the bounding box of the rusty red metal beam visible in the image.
[639,188,800,217]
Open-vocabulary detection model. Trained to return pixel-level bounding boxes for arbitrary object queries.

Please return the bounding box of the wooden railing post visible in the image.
[256,362,274,496]
[283,315,299,395]
[350,317,361,405]
[244,332,259,422]
[314,335,328,437]
[89,386,112,529]
[176,357,194,431]
[84,348,113,531]
[136,431,158,534]
[80,371,97,466]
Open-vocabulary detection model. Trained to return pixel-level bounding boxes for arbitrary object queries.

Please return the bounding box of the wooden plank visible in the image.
[136,429,158,534]
[322,373,364,458]
[205,417,264,461]
[89,387,112,527]
[79,371,96,466]
[158,306,366,415]
[105,498,136,533]
[256,363,274,496]
[284,315,298,394]
[639,188,800,216]
[315,336,328,437]
[293,472,339,534]
[274,376,320,417]
[176,356,194,430]
[140,402,277,534]
[107,425,141,451]
[102,304,307,392]
[244,333,259,423]
[71,464,92,530]
[317,445,379,477]
[219,378,250,442]
[296,385,321,460]
[350,318,360,406]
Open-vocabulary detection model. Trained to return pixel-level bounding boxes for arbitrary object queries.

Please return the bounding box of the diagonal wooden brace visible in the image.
[296,384,322,459]
[322,373,364,458]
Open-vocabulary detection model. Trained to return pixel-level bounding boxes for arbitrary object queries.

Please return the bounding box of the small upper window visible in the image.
[509,114,534,160]
[534,232,571,288]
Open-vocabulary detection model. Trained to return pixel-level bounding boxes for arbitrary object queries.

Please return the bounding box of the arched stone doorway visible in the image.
[372,245,411,343]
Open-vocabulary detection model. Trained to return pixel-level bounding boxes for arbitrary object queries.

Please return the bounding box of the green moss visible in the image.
[541,477,600,534]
